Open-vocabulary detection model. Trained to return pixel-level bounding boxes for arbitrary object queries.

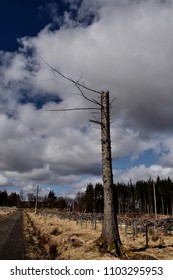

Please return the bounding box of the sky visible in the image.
[1,0,173,198]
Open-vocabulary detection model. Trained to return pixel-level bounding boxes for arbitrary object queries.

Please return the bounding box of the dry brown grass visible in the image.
[23,211,173,260]
[23,211,49,259]
[0,208,17,218]
[120,228,173,260]
[24,211,118,260]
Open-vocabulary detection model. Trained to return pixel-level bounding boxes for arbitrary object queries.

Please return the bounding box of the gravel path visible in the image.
[0,210,24,260]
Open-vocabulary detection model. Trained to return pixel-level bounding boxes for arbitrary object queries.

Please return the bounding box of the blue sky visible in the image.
[1,0,173,198]
[0,0,66,51]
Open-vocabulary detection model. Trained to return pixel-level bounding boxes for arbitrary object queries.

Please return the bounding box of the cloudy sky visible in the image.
[1,0,173,198]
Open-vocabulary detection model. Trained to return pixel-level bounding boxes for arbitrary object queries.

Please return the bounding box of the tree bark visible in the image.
[100,91,122,256]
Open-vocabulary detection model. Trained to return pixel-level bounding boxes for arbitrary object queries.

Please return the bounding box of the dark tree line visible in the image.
[1,176,173,215]
[26,190,68,209]
[0,190,68,210]
[41,191,68,209]
[74,183,104,212]
[0,190,20,207]
[74,177,173,215]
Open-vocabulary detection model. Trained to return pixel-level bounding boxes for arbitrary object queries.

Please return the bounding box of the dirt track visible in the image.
[0,210,24,260]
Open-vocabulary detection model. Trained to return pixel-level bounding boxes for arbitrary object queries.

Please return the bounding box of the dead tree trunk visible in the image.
[40,59,123,256]
[34,185,39,214]
[100,91,123,256]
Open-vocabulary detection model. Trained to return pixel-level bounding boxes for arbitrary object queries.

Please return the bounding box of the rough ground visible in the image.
[0,209,172,260]
[24,211,173,260]
[0,210,24,260]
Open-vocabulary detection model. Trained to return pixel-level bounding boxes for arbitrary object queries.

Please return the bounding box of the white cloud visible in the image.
[113,164,173,184]
[0,174,8,186]
[19,0,173,133]
[70,175,103,197]
[1,0,173,196]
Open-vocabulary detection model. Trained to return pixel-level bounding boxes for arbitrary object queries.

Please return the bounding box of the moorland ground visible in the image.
[0,209,172,260]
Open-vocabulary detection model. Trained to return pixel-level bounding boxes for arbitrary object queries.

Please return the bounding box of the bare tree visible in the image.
[40,57,124,256]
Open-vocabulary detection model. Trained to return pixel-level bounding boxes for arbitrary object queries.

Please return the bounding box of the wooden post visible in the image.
[154,224,157,239]
[135,222,138,238]
[125,222,128,239]
[146,225,149,248]
[80,216,83,227]
[93,216,96,230]
[132,221,135,240]
[120,221,122,231]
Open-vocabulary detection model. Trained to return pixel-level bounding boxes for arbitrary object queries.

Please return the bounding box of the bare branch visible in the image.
[76,74,83,84]
[89,119,102,125]
[89,114,102,125]
[91,97,102,106]
[75,83,99,105]
[46,107,100,112]
[110,96,116,105]
[39,56,101,95]
[75,81,102,107]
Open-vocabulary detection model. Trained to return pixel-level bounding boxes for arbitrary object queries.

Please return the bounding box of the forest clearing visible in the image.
[23,210,173,260]
[0,208,172,260]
